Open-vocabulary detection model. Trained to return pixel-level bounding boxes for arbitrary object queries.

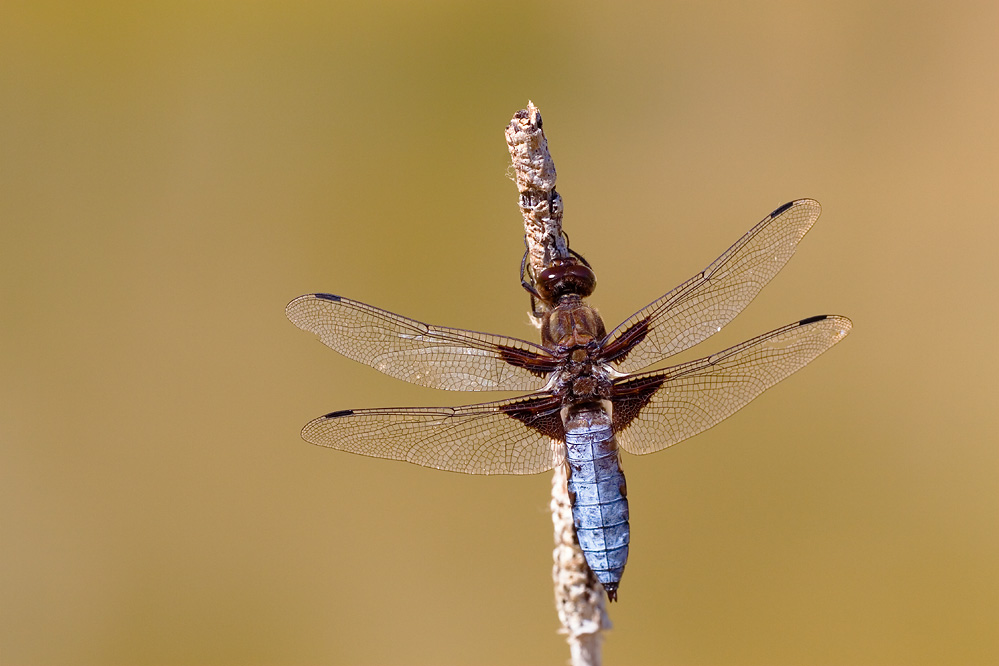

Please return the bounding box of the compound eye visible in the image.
[565,264,596,297]
[538,263,562,286]
[536,266,559,303]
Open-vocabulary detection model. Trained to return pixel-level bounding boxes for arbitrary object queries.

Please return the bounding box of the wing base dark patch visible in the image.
[499,396,564,441]
[600,318,650,365]
[498,345,559,378]
[610,374,668,433]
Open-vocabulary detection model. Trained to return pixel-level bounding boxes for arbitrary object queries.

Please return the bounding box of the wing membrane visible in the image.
[613,315,851,455]
[287,294,555,392]
[602,200,823,373]
[301,393,565,475]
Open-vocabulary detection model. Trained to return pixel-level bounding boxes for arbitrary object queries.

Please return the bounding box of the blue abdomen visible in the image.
[564,407,630,600]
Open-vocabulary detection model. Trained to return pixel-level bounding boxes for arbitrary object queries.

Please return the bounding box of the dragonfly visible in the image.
[286,199,851,600]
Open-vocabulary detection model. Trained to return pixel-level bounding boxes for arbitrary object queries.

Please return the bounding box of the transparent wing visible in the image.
[602,199,823,373]
[301,393,565,475]
[286,293,556,392]
[612,315,851,455]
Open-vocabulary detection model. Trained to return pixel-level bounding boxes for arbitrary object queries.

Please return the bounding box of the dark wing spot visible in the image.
[314,293,341,302]
[798,314,828,326]
[323,409,354,418]
[770,201,794,217]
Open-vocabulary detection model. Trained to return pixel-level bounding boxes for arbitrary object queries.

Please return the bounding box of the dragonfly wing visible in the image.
[287,293,556,392]
[301,393,565,475]
[602,200,823,373]
[612,315,851,455]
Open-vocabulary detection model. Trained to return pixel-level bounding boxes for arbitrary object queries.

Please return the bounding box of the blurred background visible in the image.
[2,2,997,665]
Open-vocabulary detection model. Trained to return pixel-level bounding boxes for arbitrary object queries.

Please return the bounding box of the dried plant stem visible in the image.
[552,466,611,665]
[506,102,610,666]
[505,103,569,303]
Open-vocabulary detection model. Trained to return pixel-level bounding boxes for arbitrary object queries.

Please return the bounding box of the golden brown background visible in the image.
[3,2,997,665]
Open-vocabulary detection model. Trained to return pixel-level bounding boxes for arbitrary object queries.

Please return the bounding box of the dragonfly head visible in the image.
[537,258,596,304]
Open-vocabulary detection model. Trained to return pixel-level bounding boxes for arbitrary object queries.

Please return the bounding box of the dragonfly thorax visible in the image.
[541,296,607,351]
